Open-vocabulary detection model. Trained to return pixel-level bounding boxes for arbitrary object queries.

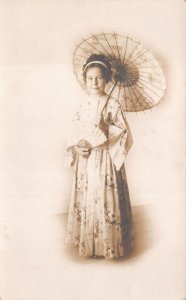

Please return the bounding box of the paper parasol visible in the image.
[73,32,166,112]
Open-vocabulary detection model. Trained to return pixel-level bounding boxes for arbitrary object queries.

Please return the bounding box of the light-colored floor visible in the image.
[0,204,185,300]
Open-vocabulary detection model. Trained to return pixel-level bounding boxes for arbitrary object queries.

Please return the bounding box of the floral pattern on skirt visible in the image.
[65,148,133,259]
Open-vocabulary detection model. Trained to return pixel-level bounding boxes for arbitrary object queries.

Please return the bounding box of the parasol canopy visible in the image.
[73,32,166,112]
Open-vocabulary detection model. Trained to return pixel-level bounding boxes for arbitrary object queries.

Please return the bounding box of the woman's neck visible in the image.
[88,92,107,99]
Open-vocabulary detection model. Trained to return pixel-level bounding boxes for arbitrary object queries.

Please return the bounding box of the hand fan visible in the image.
[75,123,107,149]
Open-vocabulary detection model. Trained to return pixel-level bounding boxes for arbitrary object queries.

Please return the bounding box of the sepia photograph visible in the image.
[0,0,185,299]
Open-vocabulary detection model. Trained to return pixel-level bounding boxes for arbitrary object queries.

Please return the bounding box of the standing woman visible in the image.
[65,54,134,259]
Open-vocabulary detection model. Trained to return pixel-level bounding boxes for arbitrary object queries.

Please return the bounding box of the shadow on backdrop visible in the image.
[60,204,156,264]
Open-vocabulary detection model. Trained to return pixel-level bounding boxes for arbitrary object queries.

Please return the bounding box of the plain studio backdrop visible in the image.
[0,1,185,300]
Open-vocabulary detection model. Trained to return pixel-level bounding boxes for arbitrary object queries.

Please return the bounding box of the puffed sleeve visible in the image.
[107,100,133,170]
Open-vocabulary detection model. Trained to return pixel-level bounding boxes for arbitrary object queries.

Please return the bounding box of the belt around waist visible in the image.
[91,144,109,151]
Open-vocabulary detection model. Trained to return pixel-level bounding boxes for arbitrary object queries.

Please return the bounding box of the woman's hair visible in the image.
[83,54,112,83]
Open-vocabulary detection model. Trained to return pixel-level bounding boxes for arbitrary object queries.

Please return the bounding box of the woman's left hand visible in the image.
[75,145,91,158]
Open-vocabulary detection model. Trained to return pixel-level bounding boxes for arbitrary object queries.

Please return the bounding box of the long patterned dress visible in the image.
[64,94,134,259]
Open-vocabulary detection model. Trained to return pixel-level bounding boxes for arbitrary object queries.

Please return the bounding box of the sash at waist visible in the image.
[91,143,109,151]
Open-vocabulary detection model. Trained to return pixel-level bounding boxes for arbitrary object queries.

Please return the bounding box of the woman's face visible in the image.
[85,67,107,96]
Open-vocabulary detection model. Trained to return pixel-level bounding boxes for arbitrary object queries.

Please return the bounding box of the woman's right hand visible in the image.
[75,145,90,158]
